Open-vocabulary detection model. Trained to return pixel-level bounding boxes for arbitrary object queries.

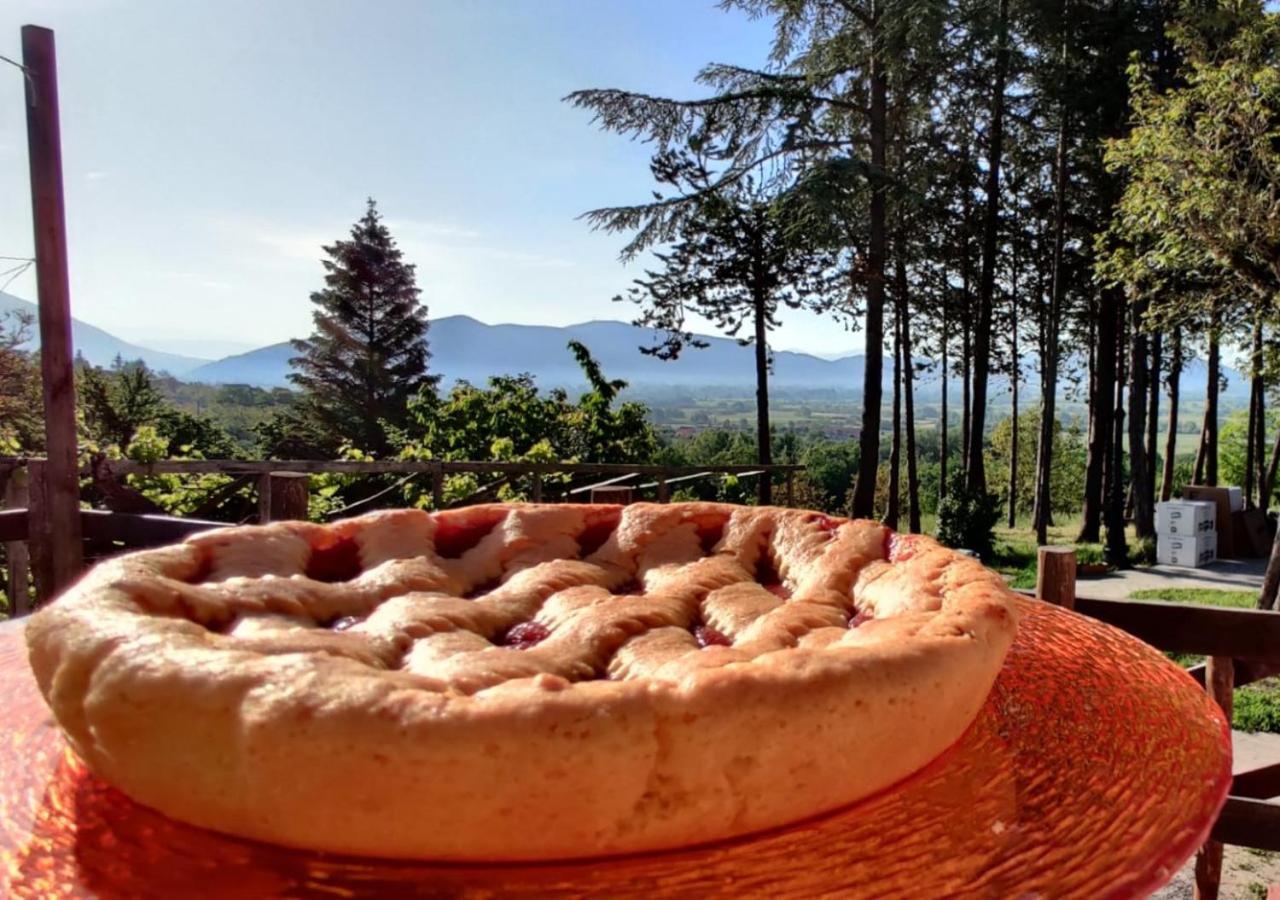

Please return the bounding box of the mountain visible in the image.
[0,292,208,376]
[185,314,1254,401]
[185,316,869,390]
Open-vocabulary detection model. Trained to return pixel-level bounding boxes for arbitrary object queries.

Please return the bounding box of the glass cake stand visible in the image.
[0,598,1231,898]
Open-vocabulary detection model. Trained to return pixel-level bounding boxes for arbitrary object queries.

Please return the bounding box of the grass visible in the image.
[989,515,1142,590]
[1129,588,1280,735]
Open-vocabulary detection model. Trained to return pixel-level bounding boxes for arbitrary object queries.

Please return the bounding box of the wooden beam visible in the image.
[0,509,29,544]
[22,26,82,594]
[257,473,309,522]
[1185,660,1280,690]
[1074,597,1280,661]
[1195,656,1234,900]
[1035,546,1076,609]
[1211,797,1280,852]
[1233,762,1280,800]
[4,471,31,616]
[79,510,224,545]
[101,459,805,477]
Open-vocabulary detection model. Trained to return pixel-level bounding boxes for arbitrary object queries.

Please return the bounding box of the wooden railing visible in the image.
[0,456,805,611]
[1031,547,1280,898]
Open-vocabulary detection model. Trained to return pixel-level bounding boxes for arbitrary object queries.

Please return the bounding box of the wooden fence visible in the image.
[1032,547,1280,899]
[0,456,805,611]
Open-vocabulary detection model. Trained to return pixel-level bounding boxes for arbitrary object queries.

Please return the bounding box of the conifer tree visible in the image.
[289,199,437,455]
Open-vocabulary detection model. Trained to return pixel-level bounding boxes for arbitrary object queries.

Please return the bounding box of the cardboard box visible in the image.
[1234,508,1273,558]
[1182,486,1236,558]
[1227,486,1244,512]
[1155,500,1216,535]
[1157,533,1217,568]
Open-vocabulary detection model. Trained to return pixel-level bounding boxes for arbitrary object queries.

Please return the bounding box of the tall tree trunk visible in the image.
[1194,310,1220,486]
[962,303,972,469]
[1262,416,1280,515]
[1079,289,1119,542]
[940,301,949,504]
[1035,105,1069,545]
[896,248,921,533]
[966,0,1011,494]
[1008,255,1019,529]
[1161,327,1181,501]
[752,291,772,506]
[886,310,902,530]
[1106,298,1129,566]
[851,12,887,519]
[1248,318,1263,507]
[1147,330,1162,503]
[1128,299,1153,537]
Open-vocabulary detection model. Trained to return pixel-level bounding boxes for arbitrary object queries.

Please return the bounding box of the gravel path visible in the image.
[1076,557,1267,602]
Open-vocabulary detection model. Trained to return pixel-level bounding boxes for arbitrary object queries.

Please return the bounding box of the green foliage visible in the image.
[1233,685,1280,735]
[79,356,165,449]
[1129,588,1258,607]
[985,408,1087,517]
[289,199,439,456]
[0,310,41,452]
[384,342,659,507]
[935,480,1000,560]
[1101,8,1280,329]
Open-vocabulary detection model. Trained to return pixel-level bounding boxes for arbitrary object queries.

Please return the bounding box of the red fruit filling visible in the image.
[306,535,362,583]
[502,621,550,649]
[756,553,791,599]
[696,517,727,555]
[811,514,843,539]
[694,625,731,648]
[885,531,922,563]
[434,512,504,559]
[577,512,622,557]
[849,612,871,629]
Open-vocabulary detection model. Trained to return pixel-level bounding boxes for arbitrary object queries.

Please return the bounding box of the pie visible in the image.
[25,502,1018,861]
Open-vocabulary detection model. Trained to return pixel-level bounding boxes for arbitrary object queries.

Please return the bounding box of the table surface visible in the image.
[0,599,1232,898]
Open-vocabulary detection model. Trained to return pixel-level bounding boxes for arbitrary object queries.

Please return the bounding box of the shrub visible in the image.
[935,480,1000,561]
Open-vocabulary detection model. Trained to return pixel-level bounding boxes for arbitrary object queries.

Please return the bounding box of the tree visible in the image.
[289,199,437,456]
[79,357,165,450]
[617,159,835,505]
[0,311,42,452]
[1103,6,1280,599]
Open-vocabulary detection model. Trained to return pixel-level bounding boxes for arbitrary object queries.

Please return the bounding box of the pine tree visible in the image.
[289,199,437,455]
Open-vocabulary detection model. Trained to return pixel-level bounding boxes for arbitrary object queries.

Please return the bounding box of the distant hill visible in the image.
[186,316,871,390]
[0,291,1251,403]
[0,291,208,376]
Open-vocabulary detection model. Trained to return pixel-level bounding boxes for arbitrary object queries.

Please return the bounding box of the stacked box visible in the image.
[1156,533,1217,567]
[1155,500,1216,535]
[1155,498,1220,568]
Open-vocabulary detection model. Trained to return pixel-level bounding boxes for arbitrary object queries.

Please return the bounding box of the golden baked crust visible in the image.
[25,502,1018,861]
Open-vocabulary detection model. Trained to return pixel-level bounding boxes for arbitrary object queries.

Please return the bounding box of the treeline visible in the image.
[569,0,1280,569]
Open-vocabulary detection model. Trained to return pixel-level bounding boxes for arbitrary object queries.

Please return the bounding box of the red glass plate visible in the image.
[0,598,1230,898]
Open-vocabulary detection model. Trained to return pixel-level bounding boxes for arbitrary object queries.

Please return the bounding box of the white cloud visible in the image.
[84,170,109,181]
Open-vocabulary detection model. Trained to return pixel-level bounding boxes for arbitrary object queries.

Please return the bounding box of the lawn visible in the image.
[989,515,1141,590]
[1130,588,1280,735]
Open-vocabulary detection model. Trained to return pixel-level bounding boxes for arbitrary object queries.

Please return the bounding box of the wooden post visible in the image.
[25,460,57,603]
[531,474,543,503]
[1194,655,1234,900]
[23,26,83,594]
[257,472,309,522]
[656,476,670,503]
[4,466,31,616]
[785,470,795,507]
[431,462,444,510]
[590,486,634,505]
[1035,546,1076,610]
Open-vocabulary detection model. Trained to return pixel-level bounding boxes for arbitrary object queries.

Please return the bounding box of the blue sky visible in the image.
[0,1,861,360]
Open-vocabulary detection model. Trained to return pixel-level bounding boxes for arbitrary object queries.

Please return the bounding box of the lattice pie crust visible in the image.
[26,502,1018,860]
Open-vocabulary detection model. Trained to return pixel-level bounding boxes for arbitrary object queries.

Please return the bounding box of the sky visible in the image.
[0,0,865,361]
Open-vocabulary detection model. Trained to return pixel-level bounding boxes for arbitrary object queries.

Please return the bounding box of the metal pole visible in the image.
[23,25,83,595]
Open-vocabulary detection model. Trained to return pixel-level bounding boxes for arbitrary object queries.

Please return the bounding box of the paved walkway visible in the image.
[1076,557,1267,601]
